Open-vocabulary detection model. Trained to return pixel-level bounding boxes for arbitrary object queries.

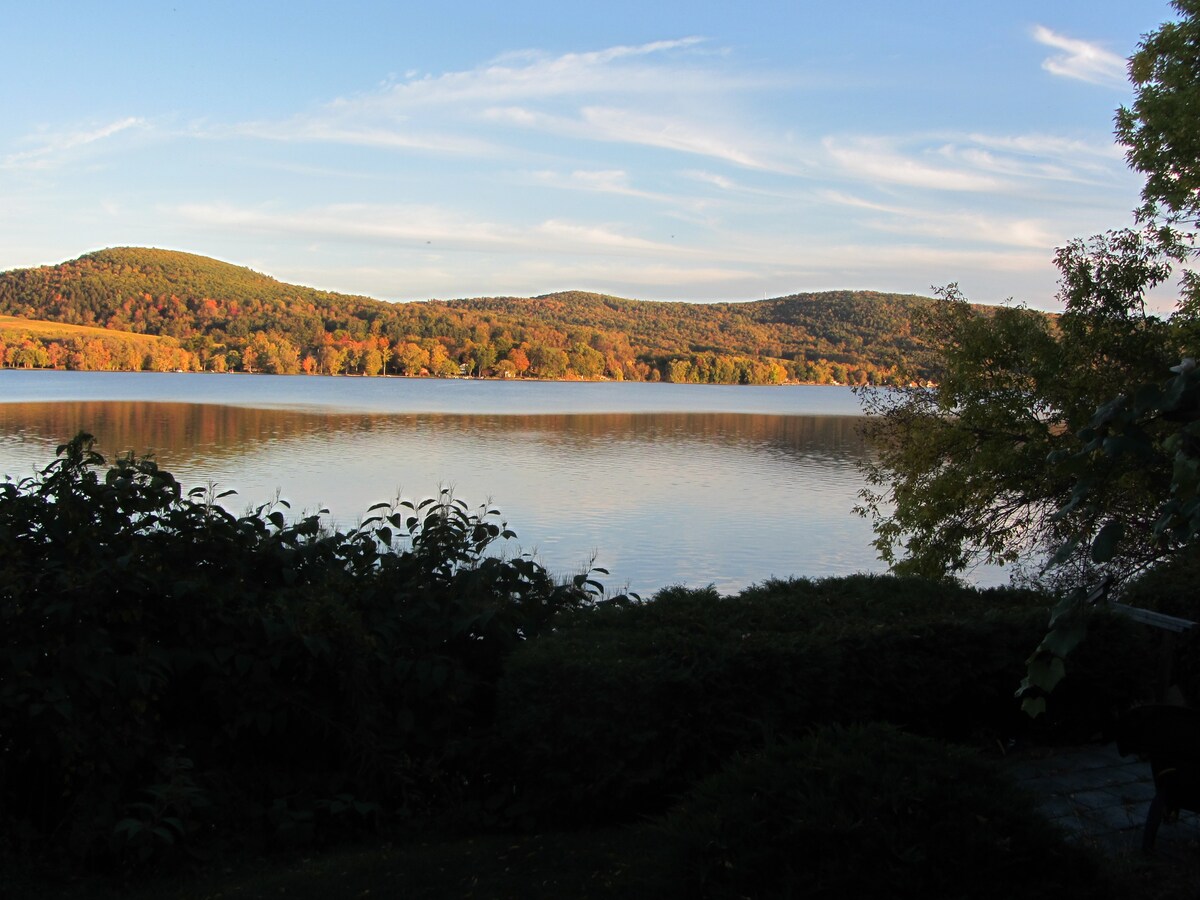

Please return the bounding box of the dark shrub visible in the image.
[1118,548,1200,621]
[0,435,601,871]
[1117,551,1200,705]
[658,722,1113,900]
[493,576,1152,825]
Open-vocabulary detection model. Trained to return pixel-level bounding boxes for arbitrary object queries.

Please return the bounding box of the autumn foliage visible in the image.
[0,247,973,384]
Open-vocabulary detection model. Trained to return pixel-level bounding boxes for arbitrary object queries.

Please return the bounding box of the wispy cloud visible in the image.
[683,170,737,191]
[217,37,788,173]
[229,120,496,156]
[177,202,679,257]
[527,168,710,210]
[1033,25,1128,88]
[349,37,763,110]
[823,137,1007,192]
[822,189,1060,248]
[821,130,1133,200]
[288,256,757,302]
[486,105,785,171]
[965,132,1124,162]
[2,117,144,170]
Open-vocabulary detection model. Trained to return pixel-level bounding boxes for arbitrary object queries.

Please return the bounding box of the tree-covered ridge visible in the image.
[0,246,998,383]
[0,313,199,372]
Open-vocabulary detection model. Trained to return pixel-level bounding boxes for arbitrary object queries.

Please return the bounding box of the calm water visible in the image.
[0,370,894,594]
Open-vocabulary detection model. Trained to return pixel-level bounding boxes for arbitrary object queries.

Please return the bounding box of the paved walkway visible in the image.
[1007,741,1200,859]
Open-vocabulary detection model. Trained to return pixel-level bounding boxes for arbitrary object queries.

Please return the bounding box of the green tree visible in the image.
[467,341,497,377]
[858,281,1176,582]
[396,341,429,376]
[317,343,346,376]
[1117,1,1200,237]
[362,346,384,377]
[567,341,604,379]
[1015,1,1200,711]
[666,358,692,383]
[528,343,569,379]
[861,4,1200,587]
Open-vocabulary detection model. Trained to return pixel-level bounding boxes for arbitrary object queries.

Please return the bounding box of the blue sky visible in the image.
[0,1,1176,309]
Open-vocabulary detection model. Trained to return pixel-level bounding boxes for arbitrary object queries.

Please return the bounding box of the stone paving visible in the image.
[1007,741,1200,859]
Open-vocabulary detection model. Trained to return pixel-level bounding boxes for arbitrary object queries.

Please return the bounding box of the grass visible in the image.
[1077,836,1200,900]
[0,314,173,348]
[12,818,1200,900]
[12,826,682,900]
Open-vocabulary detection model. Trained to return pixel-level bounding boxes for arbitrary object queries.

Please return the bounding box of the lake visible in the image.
[0,370,904,595]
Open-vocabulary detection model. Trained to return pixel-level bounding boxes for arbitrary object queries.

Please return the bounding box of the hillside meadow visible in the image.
[0,313,197,372]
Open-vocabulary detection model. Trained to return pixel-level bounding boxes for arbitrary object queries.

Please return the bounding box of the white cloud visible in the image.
[2,117,144,170]
[868,206,1058,249]
[965,132,1124,162]
[229,120,496,156]
[218,37,788,172]
[936,145,1101,184]
[1033,25,1128,88]
[819,130,1137,206]
[581,107,785,171]
[347,36,764,111]
[683,170,737,190]
[527,168,708,209]
[823,137,1007,192]
[287,256,757,303]
[176,202,679,257]
[533,219,674,252]
[485,105,787,171]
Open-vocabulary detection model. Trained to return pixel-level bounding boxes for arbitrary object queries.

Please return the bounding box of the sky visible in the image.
[0,1,1178,310]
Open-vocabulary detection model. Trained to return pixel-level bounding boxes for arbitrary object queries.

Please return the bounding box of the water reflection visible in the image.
[0,399,882,595]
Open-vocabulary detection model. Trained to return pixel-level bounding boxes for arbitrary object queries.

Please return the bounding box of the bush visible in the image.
[1118,548,1200,621]
[0,434,603,872]
[1118,551,1200,705]
[493,577,1152,825]
[658,722,1113,900]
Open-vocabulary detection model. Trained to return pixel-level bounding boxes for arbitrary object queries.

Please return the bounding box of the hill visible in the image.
[0,246,984,383]
[0,312,197,371]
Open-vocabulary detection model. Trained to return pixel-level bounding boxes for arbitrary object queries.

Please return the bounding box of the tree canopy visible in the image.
[860,0,1200,590]
[0,247,991,385]
[857,1,1200,712]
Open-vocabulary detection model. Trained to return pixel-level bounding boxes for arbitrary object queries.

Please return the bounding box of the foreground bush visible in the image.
[659,722,1113,900]
[494,577,1152,824]
[0,434,603,872]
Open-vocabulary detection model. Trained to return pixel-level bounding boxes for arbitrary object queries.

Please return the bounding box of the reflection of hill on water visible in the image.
[0,402,871,468]
[461,413,871,465]
[1,402,341,467]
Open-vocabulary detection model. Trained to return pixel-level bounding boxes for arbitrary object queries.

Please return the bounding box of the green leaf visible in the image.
[1091,520,1125,563]
[1050,492,1083,522]
[1026,655,1066,693]
[1047,535,1081,567]
[1041,620,1087,658]
[1021,696,1047,718]
[1102,432,1151,459]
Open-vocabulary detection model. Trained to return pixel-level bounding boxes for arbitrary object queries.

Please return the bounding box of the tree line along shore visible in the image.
[0,247,981,384]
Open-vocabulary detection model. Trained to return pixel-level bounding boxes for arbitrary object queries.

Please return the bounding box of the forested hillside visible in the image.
[0,314,197,372]
[0,247,994,383]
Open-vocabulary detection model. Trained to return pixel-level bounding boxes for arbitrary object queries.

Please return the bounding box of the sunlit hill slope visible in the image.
[0,247,997,382]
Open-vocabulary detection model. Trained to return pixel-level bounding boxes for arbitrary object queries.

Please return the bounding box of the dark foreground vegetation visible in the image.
[3,435,1186,898]
[11,4,1200,894]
